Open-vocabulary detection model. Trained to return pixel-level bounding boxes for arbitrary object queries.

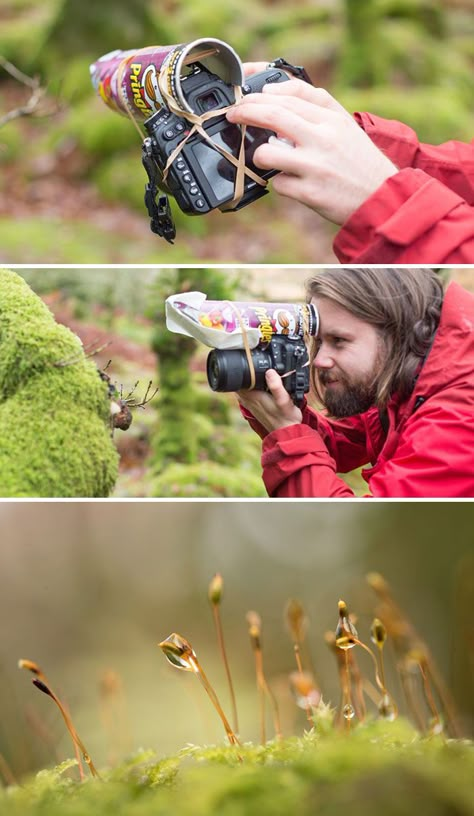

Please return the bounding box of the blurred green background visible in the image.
[0,0,473,264]
[0,501,472,780]
[15,266,474,498]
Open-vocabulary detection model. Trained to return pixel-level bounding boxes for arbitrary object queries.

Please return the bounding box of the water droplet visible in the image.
[335,600,358,649]
[343,703,355,720]
[335,620,358,649]
[428,717,444,736]
[378,694,397,721]
[159,633,197,672]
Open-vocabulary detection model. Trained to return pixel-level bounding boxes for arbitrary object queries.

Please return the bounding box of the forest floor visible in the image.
[0,82,336,264]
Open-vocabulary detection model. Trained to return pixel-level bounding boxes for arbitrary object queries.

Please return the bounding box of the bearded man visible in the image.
[238,268,474,497]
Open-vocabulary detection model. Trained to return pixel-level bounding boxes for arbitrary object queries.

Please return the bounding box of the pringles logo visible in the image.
[129,63,160,114]
[254,307,273,343]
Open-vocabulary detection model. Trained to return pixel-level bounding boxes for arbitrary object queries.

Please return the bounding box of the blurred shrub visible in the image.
[152,460,266,497]
[339,86,474,142]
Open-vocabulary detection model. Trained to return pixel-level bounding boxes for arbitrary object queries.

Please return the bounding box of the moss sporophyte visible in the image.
[10,572,471,812]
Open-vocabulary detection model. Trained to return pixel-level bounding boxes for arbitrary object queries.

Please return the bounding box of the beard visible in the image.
[321,377,377,417]
[318,365,381,418]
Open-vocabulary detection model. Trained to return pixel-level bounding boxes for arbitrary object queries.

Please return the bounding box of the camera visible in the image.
[207,335,310,407]
[141,58,311,242]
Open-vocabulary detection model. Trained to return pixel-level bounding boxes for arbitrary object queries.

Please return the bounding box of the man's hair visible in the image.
[306,268,444,408]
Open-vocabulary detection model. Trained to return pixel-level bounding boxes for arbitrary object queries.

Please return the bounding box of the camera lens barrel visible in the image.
[207,349,253,391]
[207,348,276,392]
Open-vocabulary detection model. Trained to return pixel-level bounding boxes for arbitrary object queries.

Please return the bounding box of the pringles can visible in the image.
[192,300,318,341]
[166,292,319,350]
[90,38,244,120]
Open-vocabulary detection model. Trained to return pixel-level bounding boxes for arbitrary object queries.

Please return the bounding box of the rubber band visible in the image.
[224,301,256,391]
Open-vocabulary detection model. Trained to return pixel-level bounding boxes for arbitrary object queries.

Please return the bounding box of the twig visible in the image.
[0,56,58,128]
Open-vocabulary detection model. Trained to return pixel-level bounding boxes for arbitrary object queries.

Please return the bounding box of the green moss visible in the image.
[0,269,118,496]
[152,460,267,497]
[1,723,473,816]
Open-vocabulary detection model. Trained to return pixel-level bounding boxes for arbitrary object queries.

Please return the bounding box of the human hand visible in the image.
[242,61,270,78]
[227,79,398,225]
[237,369,303,432]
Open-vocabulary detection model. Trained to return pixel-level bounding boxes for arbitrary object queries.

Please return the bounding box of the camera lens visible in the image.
[207,349,252,391]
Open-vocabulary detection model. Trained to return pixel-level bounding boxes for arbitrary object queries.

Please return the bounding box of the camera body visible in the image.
[207,335,310,407]
[142,64,290,216]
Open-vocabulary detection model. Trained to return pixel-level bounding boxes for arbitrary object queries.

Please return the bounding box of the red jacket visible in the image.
[333,113,474,263]
[243,282,474,498]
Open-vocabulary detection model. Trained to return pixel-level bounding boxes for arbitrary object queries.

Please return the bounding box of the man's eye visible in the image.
[332,337,346,347]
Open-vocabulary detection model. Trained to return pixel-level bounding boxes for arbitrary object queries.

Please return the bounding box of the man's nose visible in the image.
[313,345,334,369]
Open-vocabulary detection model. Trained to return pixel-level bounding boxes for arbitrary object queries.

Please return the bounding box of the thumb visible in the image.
[265,369,291,407]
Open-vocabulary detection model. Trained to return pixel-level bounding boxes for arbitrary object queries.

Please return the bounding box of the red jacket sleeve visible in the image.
[249,392,474,499]
[334,113,474,263]
[240,403,380,498]
[260,425,359,497]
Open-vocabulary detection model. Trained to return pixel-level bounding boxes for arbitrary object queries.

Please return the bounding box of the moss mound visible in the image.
[1,723,473,816]
[0,269,118,496]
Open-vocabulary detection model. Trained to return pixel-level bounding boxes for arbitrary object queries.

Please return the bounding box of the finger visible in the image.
[251,142,305,176]
[271,172,313,205]
[232,91,337,127]
[263,80,351,117]
[265,369,292,408]
[226,102,318,147]
[242,61,270,77]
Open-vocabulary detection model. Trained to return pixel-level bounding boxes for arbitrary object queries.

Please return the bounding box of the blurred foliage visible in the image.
[1,722,473,815]
[20,267,158,321]
[0,269,118,496]
[0,0,473,261]
[147,267,267,497]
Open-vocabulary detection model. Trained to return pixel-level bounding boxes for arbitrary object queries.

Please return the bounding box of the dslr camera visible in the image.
[207,335,310,407]
[142,58,311,242]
